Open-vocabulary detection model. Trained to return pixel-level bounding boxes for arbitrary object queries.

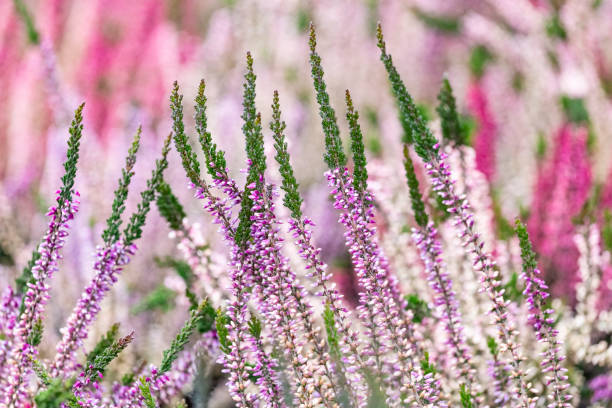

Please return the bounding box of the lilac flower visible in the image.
[2,191,80,407]
[590,374,612,404]
[0,287,19,380]
[422,144,530,406]
[327,168,443,406]
[51,241,135,377]
[248,185,336,407]
[516,220,571,406]
[412,222,475,391]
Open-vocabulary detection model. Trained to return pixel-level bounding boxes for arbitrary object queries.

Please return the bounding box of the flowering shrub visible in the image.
[2,2,612,407]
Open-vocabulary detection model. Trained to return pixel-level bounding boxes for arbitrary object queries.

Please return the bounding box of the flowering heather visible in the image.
[3,3,612,408]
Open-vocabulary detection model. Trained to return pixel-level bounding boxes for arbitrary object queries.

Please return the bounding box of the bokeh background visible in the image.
[2,0,612,403]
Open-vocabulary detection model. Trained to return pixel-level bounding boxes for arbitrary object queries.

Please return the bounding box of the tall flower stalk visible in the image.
[516,221,571,406]
[404,148,476,402]
[377,24,530,407]
[51,133,171,377]
[2,104,84,407]
[271,90,368,407]
[310,24,442,407]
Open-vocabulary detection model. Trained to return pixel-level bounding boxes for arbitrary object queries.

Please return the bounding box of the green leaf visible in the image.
[216,308,231,355]
[102,127,142,245]
[86,323,120,368]
[171,82,201,187]
[459,383,474,408]
[156,182,187,232]
[132,285,177,314]
[309,23,347,169]
[13,0,39,44]
[469,45,494,79]
[403,294,431,324]
[436,77,466,146]
[159,300,209,373]
[195,80,227,181]
[345,90,369,196]
[403,146,429,228]
[139,377,158,408]
[123,134,172,245]
[323,304,341,359]
[271,90,303,220]
[412,8,461,34]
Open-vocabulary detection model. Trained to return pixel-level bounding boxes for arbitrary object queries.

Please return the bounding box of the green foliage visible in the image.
[59,104,85,208]
[536,132,548,160]
[123,134,172,245]
[15,247,40,296]
[560,95,590,125]
[121,372,136,386]
[84,332,134,384]
[103,127,142,246]
[156,182,186,231]
[160,300,209,373]
[487,336,499,356]
[420,351,437,376]
[375,24,415,145]
[403,146,429,228]
[86,323,120,367]
[437,77,467,146]
[194,300,216,334]
[13,0,39,44]
[171,82,201,186]
[546,14,567,41]
[132,285,177,314]
[403,294,431,324]
[271,90,303,220]
[460,383,474,408]
[216,308,231,354]
[376,24,439,160]
[236,53,267,247]
[469,45,493,79]
[515,220,537,274]
[309,24,347,169]
[502,272,523,303]
[27,318,43,346]
[31,357,52,387]
[195,79,227,179]
[345,90,369,196]
[323,304,341,359]
[139,377,158,408]
[248,315,262,339]
[34,378,75,408]
[412,7,461,34]
[154,256,194,285]
[602,210,612,252]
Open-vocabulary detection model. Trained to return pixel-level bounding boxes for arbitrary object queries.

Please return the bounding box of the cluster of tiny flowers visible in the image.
[327,168,442,407]
[288,216,368,407]
[521,266,571,406]
[423,145,530,406]
[1,191,80,407]
[248,185,332,407]
[411,223,474,389]
[52,241,136,377]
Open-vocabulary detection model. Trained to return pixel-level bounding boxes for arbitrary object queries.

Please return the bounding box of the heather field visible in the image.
[1,1,612,407]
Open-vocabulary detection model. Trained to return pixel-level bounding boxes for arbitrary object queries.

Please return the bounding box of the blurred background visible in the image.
[2,0,612,403]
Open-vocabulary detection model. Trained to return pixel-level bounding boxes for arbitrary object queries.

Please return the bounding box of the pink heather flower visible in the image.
[0,287,19,379]
[517,223,571,406]
[590,374,612,404]
[327,168,443,406]
[288,215,369,407]
[467,80,497,183]
[423,144,530,407]
[248,185,335,407]
[528,124,592,301]
[51,241,136,377]
[412,222,475,393]
[191,181,257,408]
[2,191,80,407]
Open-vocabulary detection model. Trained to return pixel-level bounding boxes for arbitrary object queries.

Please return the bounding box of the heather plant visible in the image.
[3,4,612,407]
